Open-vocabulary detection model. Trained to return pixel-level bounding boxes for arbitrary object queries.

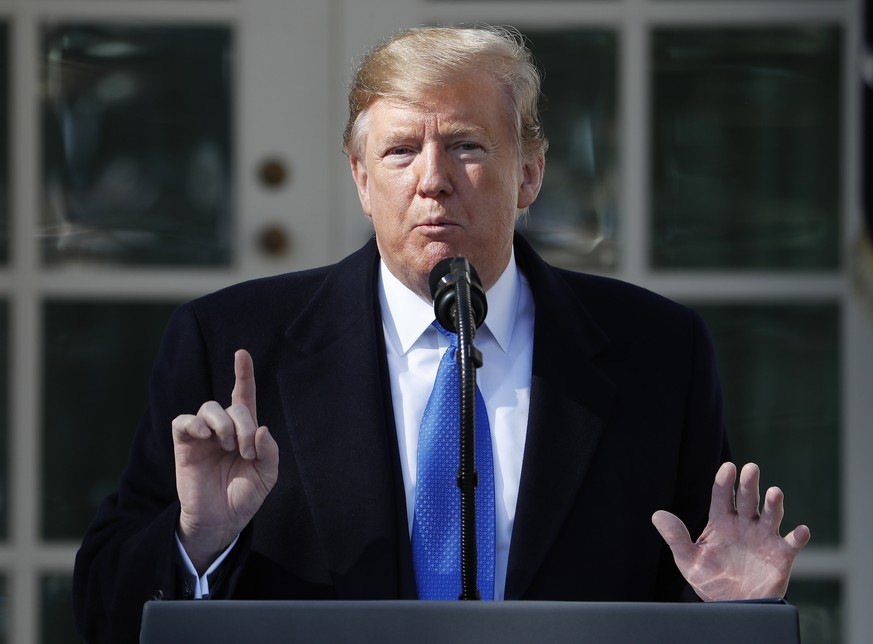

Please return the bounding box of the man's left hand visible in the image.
[652,462,811,602]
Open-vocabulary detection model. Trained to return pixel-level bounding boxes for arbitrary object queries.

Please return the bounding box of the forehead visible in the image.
[365,78,516,141]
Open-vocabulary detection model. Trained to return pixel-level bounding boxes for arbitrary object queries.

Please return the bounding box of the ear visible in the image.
[517,153,545,210]
[349,156,372,217]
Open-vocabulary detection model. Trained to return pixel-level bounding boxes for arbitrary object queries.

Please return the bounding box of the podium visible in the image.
[140,599,800,644]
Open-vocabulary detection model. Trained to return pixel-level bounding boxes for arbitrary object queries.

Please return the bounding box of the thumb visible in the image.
[652,510,694,555]
[254,425,279,464]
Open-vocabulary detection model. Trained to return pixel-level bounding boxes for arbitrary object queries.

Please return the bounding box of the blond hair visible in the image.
[343,25,548,162]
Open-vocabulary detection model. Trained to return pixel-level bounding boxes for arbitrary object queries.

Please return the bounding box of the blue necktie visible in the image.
[412,322,495,600]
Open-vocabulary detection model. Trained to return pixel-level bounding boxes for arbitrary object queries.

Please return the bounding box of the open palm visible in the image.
[652,462,810,602]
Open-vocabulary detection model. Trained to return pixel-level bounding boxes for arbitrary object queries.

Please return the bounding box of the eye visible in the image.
[379,145,417,166]
[452,141,485,159]
[386,146,414,156]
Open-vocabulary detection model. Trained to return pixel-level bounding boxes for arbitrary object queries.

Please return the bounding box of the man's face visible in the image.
[349,77,544,300]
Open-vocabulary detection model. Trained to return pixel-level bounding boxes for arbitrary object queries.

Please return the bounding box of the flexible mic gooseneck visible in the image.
[428,257,488,600]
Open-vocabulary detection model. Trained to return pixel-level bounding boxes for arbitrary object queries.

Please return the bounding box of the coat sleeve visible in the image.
[72,302,238,644]
[654,308,732,601]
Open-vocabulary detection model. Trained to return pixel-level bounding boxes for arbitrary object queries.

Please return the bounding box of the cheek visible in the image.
[369,212,398,242]
[370,213,416,261]
[480,177,524,226]
[369,169,416,211]
[474,163,522,203]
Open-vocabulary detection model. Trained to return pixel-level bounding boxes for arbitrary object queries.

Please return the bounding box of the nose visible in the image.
[416,144,453,197]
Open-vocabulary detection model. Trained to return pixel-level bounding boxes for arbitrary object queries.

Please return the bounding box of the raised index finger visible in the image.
[231,349,258,426]
[709,461,738,519]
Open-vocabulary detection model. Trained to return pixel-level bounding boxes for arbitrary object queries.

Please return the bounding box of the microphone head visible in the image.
[428,257,462,300]
[428,257,488,332]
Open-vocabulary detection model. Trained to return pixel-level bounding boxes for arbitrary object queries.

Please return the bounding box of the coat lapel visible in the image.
[269,234,617,600]
[505,235,617,599]
[273,240,408,598]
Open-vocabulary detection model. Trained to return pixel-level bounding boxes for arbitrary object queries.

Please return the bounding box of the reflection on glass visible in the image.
[652,28,841,269]
[41,24,233,266]
[41,575,79,644]
[790,579,842,644]
[0,23,8,264]
[518,30,618,269]
[693,303,840,544]
[42,300,179,540]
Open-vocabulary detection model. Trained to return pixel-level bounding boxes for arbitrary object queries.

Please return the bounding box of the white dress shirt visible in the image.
[378,249,535,599]
[181,250,535,600]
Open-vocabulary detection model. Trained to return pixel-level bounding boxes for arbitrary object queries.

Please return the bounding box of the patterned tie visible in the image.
[412,321,495,600]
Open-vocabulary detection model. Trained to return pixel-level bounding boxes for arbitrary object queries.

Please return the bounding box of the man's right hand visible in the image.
[172,349,279,574]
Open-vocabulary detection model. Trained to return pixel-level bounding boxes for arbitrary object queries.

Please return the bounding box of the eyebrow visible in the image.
[439,122,489,139]
[377,123,490,147]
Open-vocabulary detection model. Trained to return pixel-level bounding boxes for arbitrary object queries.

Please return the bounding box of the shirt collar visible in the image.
[379,248,520,356]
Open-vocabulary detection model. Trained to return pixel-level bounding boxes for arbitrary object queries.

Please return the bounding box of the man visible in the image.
[73,25,810,644]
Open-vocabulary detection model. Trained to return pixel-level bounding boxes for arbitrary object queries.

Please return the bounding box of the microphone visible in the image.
[428,257,488,333]
[428,256,488,601]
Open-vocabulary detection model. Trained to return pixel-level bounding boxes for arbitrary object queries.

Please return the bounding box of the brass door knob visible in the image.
[258,158,289,188]
[258,225,291,257]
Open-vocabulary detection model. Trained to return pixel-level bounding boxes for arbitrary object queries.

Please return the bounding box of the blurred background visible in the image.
[0,0,871,642]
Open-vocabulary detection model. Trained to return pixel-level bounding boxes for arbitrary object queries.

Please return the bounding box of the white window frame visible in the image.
[0,0,868,642]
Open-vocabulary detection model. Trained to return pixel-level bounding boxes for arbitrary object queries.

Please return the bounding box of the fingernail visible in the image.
[244,447,256,460]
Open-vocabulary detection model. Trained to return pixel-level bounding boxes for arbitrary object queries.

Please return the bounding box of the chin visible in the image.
[420,243,462,267]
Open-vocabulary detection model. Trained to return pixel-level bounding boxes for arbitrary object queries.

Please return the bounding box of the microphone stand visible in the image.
[450,261,484,601]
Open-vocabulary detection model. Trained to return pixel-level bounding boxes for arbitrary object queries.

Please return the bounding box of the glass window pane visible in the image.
[41,300,180,540]
[652,28,841,270]
[41,575,79,644]
[518,29,618,270]
[0,22,8,264]
[693,303,840,544]
[790,579,842,644]
[0,575,6,644]
[41,24,234,266]
[0,301,8,541]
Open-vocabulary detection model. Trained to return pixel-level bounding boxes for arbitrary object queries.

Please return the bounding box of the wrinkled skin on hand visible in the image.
[652,462,810,602]
[172,350,279,573]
